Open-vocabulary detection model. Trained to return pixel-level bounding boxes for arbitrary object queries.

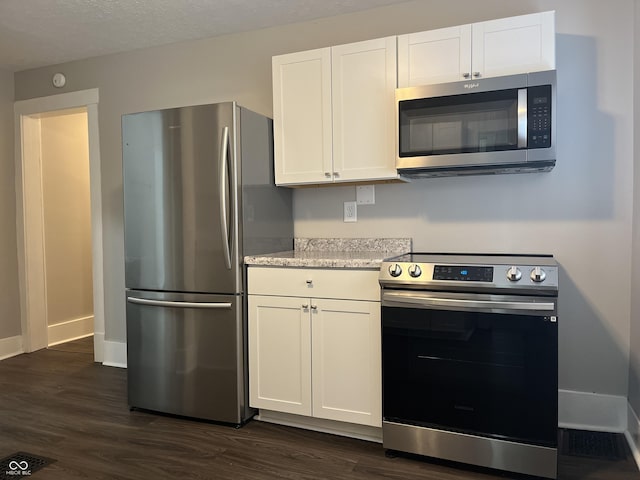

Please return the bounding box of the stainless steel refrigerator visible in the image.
[122,102,292,425]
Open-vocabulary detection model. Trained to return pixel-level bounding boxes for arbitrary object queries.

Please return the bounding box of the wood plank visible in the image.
[0,338,637,479]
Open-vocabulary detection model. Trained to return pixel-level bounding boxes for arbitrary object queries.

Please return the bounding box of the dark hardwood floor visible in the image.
[0,337,638,479]
[47,336,95,354]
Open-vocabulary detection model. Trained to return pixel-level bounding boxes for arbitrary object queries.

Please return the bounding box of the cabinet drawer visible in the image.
[248,267,380,301]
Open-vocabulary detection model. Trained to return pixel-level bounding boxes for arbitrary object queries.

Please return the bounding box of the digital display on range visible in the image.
[433,265,494,282]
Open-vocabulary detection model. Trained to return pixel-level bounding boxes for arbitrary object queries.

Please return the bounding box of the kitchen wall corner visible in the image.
[0,67,20,341]
[626,402,640,470]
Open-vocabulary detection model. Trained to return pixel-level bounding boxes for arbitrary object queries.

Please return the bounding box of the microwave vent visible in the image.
[399,160,556,179]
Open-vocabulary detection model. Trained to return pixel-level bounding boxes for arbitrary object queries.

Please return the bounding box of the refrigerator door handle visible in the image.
[127,296,232,309]
[219,126,232,270]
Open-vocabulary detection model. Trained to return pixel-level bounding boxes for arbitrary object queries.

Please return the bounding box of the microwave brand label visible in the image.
[464,83,480,89]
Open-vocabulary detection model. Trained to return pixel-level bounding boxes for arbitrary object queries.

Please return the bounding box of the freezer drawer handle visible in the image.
[127,297,232,309]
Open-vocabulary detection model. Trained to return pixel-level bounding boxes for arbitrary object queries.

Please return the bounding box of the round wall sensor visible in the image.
[52,73,66,88]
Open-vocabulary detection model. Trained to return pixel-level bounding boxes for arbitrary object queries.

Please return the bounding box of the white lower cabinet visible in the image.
[248,294,312,416]
[248,267,381,428]
[310,298,381,426]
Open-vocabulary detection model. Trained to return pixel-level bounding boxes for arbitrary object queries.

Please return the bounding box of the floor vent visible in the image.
[560,429,627,461]
[0,451,56,475]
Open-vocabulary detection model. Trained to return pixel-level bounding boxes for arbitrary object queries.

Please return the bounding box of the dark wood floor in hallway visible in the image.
[0,337,638,479]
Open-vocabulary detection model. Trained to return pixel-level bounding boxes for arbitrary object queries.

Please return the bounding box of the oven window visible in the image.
[399,89,519,157]
[382,306,558,447]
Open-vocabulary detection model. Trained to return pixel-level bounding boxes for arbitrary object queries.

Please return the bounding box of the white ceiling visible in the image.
[0,0,409,72]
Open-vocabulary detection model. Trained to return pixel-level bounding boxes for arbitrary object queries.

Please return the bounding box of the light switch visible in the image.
[356,185,375,205]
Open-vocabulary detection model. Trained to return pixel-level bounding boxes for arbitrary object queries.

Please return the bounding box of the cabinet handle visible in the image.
[324,172,331,178]
[306,279,313,285]
[302,304,309,309]
[310,305,318,311]
[463,72,471,79]
[473,72,481,78]
[333,172,340,177]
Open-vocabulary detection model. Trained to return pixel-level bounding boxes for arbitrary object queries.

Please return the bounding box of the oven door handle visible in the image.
[381,291,556,314]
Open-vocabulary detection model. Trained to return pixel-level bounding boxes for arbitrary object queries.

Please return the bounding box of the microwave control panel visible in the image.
[528,85,552,149]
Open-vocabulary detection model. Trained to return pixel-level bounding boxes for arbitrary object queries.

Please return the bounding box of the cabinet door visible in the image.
[272,48,333,185]
[331,37,398,182]
[248,295,312,416]
[311,298,381,427]
[472,11,555,79]
[398,25,472,86]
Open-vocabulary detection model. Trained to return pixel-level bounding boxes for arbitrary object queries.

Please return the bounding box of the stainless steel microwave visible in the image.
[396,70,556,177]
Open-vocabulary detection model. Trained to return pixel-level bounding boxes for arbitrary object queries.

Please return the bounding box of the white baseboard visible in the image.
[102,339,127,368]
[0,335,23,360]
[558,389,627,432]
[93,331,104,363]
[626,402,640,470]
[256,409,382,443]
[47,315,94,347]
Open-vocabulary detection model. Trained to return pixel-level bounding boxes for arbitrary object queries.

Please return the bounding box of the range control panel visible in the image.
[379,253,559,293]
[433,265,494,282]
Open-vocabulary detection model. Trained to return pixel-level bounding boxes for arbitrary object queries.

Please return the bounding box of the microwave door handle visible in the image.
[518,88,527,149]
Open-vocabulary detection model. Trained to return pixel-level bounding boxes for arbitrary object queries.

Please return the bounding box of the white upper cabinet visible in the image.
[472,11,556,79]
[398,11,555,87]
[331,37,398,183]
[272,48,332,185]
[273,37,399,186]
[398,25,472,86]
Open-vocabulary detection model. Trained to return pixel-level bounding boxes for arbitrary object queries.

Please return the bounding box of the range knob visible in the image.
[408,264,422,278]
[388,263,402,277]
[530,267,546,283]
[506,266,522,282]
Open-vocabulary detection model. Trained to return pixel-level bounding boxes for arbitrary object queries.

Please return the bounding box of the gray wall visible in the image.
[0,68,19,340]
[12,0,636,398]
[630,1,640,415]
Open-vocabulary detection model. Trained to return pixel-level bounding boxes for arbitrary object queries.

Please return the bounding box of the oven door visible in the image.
[381,290,558,448]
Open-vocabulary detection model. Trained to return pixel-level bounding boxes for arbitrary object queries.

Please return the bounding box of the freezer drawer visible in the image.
[126,290,249,424]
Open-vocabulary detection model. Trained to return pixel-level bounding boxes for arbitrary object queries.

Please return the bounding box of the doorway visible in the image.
[40,109,94,347]
[14,89,105,363]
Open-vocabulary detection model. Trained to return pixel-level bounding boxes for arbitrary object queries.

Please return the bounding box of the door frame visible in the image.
[14,89,105,362]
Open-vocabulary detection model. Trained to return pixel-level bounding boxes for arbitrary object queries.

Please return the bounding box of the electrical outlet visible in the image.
[344,201,357,222]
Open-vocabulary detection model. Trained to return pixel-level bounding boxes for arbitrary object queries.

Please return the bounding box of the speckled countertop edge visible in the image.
[294,237,411,253]
[244,238,411,269]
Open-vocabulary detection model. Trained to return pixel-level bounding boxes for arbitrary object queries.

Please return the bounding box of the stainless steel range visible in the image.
[379,253,558,479]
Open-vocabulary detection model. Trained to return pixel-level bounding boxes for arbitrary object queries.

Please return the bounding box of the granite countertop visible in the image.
[244,238,411,269]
